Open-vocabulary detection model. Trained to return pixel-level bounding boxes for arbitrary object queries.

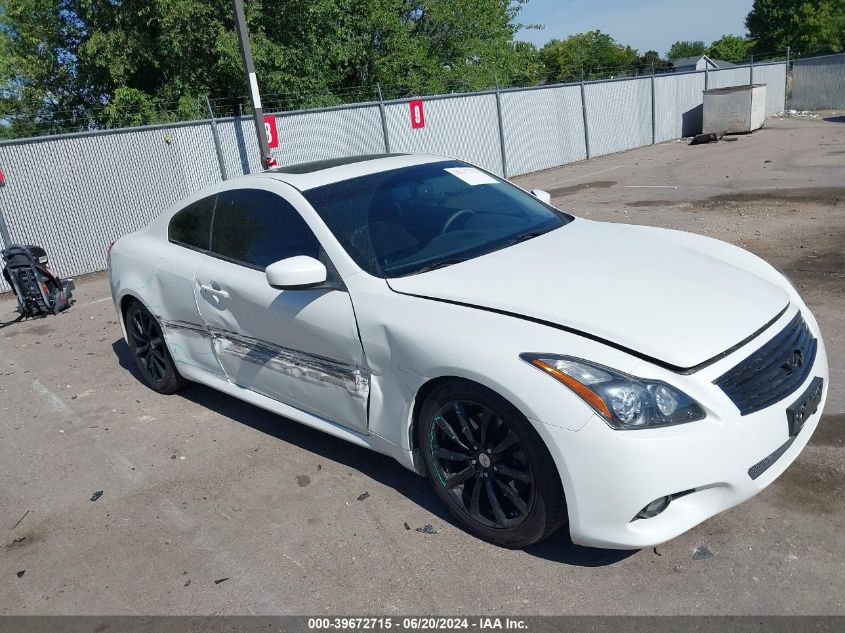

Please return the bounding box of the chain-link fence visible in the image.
[385,93,504,176]
[0,58,800,292]
[707,66,752,90]
[0,123,221,292]
[791,53,845,110]
[499,85,586,175]
[653,72,707,143]
[753,63,788,115]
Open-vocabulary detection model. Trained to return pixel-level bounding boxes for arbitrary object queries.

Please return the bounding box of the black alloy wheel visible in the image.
[125,300,187,394]
[419,380,567,547]
[430,399,535,529]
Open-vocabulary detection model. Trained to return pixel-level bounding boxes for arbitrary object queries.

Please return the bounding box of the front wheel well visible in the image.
[409,376,531,453]
[410,376,460,454]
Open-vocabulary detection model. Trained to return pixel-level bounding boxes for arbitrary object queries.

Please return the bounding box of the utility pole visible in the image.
[232,0,271,170]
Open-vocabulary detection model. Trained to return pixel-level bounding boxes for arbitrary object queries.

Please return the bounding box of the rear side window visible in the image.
[211,188,320,269]
[169,196,214,250]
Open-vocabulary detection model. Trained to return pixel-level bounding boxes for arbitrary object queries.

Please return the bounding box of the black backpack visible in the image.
[2,244,75,319]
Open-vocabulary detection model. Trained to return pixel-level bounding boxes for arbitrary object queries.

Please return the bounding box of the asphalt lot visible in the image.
[1,114,843,615]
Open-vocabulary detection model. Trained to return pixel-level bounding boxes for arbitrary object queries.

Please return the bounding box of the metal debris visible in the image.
[214,577,229,585]
[90,490,103,502]
[404,522,411,531]
[184,579,191,587]
[16,570,25,578]
[415,524,438,534]
[693,546,714,560]
[357,491,369,501]
[653,546,663,557]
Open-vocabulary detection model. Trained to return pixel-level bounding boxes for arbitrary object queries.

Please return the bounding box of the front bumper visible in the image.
[533,313,829,550]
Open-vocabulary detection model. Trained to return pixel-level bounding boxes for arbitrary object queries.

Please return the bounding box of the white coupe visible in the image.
[108,154,828,548]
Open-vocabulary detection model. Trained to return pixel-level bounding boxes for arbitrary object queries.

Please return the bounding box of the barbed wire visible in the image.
[2,48,834,139]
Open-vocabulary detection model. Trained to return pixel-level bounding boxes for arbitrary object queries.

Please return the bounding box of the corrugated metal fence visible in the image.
[0,60,790,292]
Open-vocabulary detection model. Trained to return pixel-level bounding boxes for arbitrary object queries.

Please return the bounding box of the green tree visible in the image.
[636,50,671,74]
[0,0,539,138]
[0,0,93,137]
[745,0,845,56]
[707,34,752,63]
[540,31,639,82]
[667,40,707,60]
[505,41,545,87]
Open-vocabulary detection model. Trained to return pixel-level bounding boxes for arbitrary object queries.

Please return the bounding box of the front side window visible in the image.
[210,188,320,269]
[169,196,214,250]
[304,160,571,277]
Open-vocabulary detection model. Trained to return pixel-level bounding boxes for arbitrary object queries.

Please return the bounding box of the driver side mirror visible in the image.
[531,189,552,205]
[266,256,327,290]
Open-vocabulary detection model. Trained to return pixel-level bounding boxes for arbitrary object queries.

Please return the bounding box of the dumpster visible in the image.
[703,84,767,134]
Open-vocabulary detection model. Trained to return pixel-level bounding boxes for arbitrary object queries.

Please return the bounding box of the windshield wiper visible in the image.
[396,229,553,277]
[404,257,470,275]
[503,229,549,246]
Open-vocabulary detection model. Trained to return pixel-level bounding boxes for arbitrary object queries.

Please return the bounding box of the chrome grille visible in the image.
[714,313,817,416]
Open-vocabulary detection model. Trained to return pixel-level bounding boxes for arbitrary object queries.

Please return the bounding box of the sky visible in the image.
[516,0,755,56]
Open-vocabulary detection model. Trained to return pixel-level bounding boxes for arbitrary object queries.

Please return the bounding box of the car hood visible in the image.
[386,219,789,370]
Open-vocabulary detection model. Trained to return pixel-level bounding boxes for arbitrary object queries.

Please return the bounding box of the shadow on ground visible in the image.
[112,337,636,568]
[0,315,24,329]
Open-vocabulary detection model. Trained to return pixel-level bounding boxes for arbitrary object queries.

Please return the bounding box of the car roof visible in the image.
[254,153,454,191]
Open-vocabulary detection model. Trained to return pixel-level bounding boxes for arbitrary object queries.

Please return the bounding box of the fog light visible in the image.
[635,496,671,520]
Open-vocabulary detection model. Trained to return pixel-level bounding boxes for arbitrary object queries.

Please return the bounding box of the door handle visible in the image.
[199,283,229,299]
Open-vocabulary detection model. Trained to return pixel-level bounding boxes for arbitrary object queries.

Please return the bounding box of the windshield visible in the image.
[303,160,572,278]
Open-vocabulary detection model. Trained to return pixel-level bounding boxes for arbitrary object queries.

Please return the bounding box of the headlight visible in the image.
[521,354,706,430]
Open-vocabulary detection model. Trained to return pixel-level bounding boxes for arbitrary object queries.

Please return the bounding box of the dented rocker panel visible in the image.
[209,328,371,400]
[159,317,370,400]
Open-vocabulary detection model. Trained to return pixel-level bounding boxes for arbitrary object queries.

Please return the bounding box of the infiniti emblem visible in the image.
[782,349,804,375]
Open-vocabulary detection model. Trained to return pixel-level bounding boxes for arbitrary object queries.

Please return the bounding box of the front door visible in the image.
[194,182,369,432]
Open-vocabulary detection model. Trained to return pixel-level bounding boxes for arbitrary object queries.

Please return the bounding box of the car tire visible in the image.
[418,379,567,547]
[124,300,188,394]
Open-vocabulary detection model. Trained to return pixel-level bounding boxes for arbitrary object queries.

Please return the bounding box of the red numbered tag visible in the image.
[263,115,279,149]
[410,100,425,129]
